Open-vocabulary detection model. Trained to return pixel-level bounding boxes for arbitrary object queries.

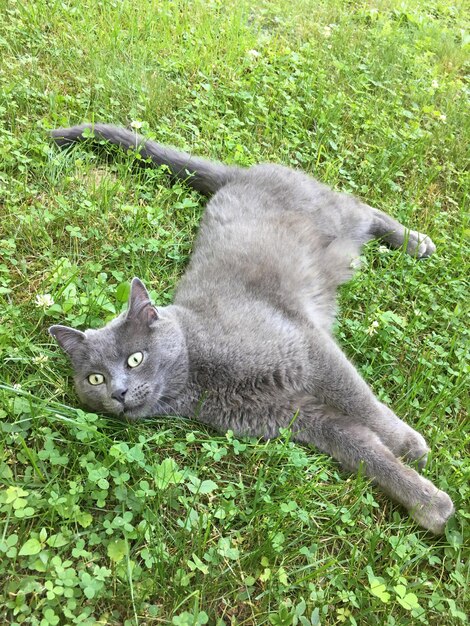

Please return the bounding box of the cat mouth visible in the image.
[106,399,145,419]
[112,389,152,415]
[109,386,160,419]
[121,400,149,420]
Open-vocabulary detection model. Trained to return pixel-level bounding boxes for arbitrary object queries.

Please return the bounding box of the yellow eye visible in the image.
[88,373,104,385]
[127,351,143,368]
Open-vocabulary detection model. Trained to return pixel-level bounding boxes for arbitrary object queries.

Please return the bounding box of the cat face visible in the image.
[49,278,189,419]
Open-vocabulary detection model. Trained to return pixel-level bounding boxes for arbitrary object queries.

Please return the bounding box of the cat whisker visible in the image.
[156,397,181,417]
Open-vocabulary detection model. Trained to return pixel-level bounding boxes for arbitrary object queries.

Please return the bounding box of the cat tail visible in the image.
[51,123,240,195]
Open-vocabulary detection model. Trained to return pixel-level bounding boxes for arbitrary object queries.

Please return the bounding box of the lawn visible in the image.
[0,0,468,624]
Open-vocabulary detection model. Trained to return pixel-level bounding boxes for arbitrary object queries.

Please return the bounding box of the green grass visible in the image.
[0,0,469,624]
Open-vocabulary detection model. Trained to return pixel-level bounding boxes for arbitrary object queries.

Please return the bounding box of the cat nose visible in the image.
[111,387,128,403]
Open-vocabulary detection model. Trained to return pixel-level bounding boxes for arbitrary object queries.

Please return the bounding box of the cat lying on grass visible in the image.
[49,123,454,534]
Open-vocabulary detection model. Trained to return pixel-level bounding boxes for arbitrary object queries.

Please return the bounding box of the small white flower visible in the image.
[439,114,446,122]
[431,80,439,89]
[35,293,54,308]
[378,245,389,254]
[366,320,380,336]
[13,383,22,390]
[323,26,332,38]
[33,354,49,366]
[130,120,143,130]
[247,49,260,58]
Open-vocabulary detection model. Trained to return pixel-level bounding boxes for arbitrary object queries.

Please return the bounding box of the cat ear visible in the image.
[126,277,159,326]
[49,325,86,355]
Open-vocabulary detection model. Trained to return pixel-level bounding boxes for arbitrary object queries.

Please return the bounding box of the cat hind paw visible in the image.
[406,231,436,258]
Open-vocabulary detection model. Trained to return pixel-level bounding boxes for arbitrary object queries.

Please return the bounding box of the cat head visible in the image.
[49,278,188,420]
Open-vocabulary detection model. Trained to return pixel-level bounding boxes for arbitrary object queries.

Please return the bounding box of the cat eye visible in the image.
[127,351,144,368]
[88,373,104,385]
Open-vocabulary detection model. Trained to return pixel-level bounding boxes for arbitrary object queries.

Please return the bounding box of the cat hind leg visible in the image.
[370,208,436,258]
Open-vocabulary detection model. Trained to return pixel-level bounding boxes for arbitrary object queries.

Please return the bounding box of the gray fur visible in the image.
[49,124,452,534]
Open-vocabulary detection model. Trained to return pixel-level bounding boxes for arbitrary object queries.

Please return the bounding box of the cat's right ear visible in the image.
[49,325,86,356]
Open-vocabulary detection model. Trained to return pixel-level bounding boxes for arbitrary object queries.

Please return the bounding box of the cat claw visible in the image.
[407,231,436,258]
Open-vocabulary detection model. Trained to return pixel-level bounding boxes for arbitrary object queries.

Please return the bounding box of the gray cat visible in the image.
[49,123,454,534]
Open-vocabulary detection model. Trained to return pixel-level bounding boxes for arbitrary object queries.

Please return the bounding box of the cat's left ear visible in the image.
[126,277,159,326]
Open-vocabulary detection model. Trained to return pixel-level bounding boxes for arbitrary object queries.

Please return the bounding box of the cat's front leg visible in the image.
[305,330,429,468]
[293,411,454,534]
[305,329,387,418]
[376,403,429,470]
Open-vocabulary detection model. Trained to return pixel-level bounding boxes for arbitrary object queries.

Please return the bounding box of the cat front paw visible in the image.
[406,230,436,258]
[401,431,429,471]
[411,487,454,535]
